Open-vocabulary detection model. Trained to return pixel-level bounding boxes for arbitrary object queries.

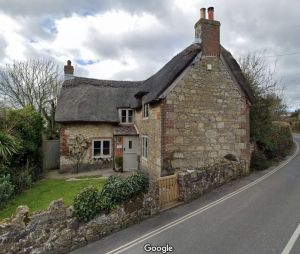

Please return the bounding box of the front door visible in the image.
[123,136,138,171]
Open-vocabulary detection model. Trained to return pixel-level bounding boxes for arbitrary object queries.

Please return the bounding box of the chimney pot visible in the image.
[64,60,74,81]
[200,8,206,19]
[208,7,214,20]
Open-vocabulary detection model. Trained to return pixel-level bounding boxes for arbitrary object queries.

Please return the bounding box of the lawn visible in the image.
[0,178,106,220]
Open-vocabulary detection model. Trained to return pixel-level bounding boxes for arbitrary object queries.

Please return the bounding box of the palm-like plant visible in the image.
[0,131,19,163]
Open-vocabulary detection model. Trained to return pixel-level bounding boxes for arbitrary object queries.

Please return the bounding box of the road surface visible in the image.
[72,136,300,254]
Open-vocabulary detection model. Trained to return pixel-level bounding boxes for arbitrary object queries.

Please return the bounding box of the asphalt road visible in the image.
[72,136,300,254]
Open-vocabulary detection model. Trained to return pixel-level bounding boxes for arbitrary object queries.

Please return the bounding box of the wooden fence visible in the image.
[158,174,179,208]
[43,140,60,170]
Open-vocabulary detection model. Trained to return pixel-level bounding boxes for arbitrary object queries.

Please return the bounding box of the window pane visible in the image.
[145,138,148,158]
[143,104,149,118]
[94,141,101,149]
[94,148,101,157]
[129,140,132,149]
[128,110,133,122]
[121,110,127,123]
[103,141,110,155]
[142,137,148,158]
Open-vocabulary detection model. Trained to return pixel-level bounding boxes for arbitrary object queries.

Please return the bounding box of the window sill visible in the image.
[119,122,134,125]
[93,156,111,159]
[141,156,148,162]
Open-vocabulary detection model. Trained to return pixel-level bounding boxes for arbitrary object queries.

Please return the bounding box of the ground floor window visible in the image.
[92,139,111,158]
[142,136,148,159]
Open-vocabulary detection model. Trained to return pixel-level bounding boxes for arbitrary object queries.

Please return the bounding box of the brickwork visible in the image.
[195,19,220,56]
[161,56,251,174]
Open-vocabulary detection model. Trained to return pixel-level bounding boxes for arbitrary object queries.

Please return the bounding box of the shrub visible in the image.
[6,106,44,180]
[0,131,20,164]
[73,186,101,222]
[250,150,271,171]
[115,157,123,167]
[11,168,32,193]
[251,121,293,171]
[73,172,149,221]
[100,172,149,213]
[0,174,14,208]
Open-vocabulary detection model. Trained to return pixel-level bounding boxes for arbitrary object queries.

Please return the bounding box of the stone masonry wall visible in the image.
[135,104,162,178]
[60,123,115,173]
[0,195,159,254]
[162,56,251,175]
[178,159,245,202]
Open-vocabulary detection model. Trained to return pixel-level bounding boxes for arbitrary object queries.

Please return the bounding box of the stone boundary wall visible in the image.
[0,193,159,254]
[178,159,246,202]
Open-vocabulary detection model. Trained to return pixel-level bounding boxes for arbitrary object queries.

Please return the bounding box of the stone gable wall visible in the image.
[59,123,115,173]
[161,56,251,175]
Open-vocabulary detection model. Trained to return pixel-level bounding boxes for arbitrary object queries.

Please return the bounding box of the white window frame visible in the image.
[92,139,112,158]
[143,103,149,119]
[119,109,134,124]
[141,135,148,160]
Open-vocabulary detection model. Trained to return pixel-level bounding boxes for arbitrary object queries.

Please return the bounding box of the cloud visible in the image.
[0,36,7,60]
[0,0,299,109]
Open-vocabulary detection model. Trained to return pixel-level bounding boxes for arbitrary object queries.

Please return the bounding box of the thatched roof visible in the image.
[55,43,254,123]
[55,78,142,123]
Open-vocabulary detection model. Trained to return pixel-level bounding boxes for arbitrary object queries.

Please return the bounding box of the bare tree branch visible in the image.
[0,59,63,138]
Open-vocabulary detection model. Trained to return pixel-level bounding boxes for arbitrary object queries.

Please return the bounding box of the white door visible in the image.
[123,136,138,171]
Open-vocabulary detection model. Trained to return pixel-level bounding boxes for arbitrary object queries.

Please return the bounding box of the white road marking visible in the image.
[106,141,300,254]
[281,224,300,254]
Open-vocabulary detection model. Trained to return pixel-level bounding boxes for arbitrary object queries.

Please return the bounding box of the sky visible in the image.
[0,0,299,110]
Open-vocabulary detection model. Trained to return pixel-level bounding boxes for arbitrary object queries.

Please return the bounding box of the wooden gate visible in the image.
[158,174,179,208]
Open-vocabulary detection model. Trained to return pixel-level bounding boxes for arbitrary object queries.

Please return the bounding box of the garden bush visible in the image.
[11,167,32,193]
[73,186,101,222]
[100,172,149,212]
[6,106,43,180]
[250,122,293,170]
[73,172,149,221]
[0,174,14,208]
[265,122,293,159]
[250,150,271,171]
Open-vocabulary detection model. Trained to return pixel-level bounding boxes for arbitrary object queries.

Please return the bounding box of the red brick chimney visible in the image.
[194,7,220,57]
[64,60,74,81]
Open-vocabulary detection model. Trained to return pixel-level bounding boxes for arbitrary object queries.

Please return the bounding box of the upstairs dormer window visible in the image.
[143,103,149,119]
[120,109,134,124]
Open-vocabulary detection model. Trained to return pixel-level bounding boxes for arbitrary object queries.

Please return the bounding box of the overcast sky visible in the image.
[0,0,299,109]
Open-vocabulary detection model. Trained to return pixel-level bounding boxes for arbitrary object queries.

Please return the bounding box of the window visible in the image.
[128,140,132,149]
[142,136,148,159]
[143,103,149,119]
[92,139,111,158]
[120,109,134,124]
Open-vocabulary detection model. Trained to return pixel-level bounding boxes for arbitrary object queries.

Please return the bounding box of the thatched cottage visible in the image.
[55,7,254,178]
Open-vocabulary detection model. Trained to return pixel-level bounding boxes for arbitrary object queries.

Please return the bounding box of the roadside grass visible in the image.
[0,178,106,220]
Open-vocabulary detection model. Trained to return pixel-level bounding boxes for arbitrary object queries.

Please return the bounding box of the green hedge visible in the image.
[73,171,149,221]
[73,186,101,222]
[0,174,14,208]
[251,122,293,170]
